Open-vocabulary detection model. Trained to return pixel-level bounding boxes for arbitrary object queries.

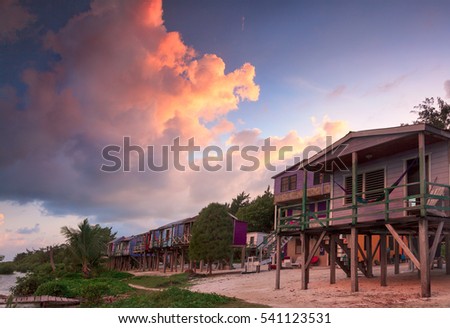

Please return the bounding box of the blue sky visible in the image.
[1,0,450,260]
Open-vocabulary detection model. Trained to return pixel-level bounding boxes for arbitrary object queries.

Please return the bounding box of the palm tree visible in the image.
[61,218,115,278]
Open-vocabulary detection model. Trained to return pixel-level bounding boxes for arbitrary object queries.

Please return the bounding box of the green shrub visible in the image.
[35,281,72,297]
[81,282,110,306]
[11,273,51,296]
[0,262,15,275]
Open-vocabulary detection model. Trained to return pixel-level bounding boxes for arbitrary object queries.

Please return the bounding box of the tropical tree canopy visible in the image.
[236,186,274,233]
[189,203,233,274]
[61,218,115,278]
[411,97,450,129]
[228,191,250,215]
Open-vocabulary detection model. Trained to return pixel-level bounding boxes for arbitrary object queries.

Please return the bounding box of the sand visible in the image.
[188,263,450,308]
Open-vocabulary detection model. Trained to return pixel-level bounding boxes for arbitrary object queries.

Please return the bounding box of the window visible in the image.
[345,168,385,204]
[313,172,331,185]
[249,236,255,246]
[280,174,297,192]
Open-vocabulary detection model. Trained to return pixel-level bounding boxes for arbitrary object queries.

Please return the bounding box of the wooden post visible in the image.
[200,260,204,272]
[352,152,358,225]
[446,235,450,275]
[394,240,400,274]
[366,234,373,277]
[419,219,431,297]
[418,132,426,217]
[275,234,282,289]
[180,249,185,272]
[170,251,174,272]
[408,235,415,271]
[380,233,387,287]
[241,246,246,268]
[350,227,358,292]
[301,232,309,289]
[330,234,336,284]
[163,250,168,273]
[302,169,308,230]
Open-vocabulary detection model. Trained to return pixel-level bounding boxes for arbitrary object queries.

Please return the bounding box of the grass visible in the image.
[103,287,235,308]
[127,273,191,289]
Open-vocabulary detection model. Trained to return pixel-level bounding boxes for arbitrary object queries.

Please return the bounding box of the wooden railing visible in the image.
[277,181,450,231]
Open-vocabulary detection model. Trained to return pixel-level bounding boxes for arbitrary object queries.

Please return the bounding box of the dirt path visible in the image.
[189,264,450,307]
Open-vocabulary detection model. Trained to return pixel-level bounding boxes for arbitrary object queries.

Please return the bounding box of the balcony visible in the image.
[277,181,450,231]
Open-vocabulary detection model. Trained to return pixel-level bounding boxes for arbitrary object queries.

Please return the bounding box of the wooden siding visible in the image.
[330,141,449,225]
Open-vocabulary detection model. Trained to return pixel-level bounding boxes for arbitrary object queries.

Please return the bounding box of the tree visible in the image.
[189,203,233,274]
[228,191,251,215]
[61,218,115,278]
[411,97,450,129]
[236,186,274,233]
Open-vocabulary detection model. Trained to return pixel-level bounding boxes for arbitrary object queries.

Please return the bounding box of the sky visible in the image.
[1,0,450,260]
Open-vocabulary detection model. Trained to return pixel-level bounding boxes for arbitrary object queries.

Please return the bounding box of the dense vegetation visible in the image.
[189,203,234,274]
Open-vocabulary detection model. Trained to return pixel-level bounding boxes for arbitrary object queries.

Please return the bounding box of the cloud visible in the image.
[16,223,40,235]
[0,213,4,226]
[377,74,408,93]
[0,0,35,43]
[0,0,260,225]
[327,85,346,99]
[444,80,450,99]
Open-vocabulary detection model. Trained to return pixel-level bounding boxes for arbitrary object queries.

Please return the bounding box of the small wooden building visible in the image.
[273,124,450,297]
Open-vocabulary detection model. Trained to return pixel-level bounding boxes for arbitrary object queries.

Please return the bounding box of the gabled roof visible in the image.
[273,123,450,177]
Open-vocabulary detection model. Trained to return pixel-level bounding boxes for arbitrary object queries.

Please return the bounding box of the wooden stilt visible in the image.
[380,233,387,287]
[241,246,246,268]
[446,235,450,275]
[330,234,336,284]
[429,221,444,269]
[200,260,204,272]
[394,240,400,274]
[180,249,185,272]
[301,232,308,290]
[163,250,168,273]
[305,233,310,285]
[350,227,358,292]
[419,219,431,297]
[275,234,281,290]
[408,235,415,271]
[366,234,373,277]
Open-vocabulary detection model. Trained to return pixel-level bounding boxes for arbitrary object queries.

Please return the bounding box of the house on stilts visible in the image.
[107,213,248,272]
[273,123,450,297]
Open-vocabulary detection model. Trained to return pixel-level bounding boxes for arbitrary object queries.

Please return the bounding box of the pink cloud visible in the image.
[327,85,346,99]
[0,0,35,43]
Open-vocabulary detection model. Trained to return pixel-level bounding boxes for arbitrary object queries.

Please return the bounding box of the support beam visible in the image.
[418,132,426,218]
[305,231,327,268]
[275,234,281,290]
[352,152,358,225]
[301,232,309,290]
[385,224,421,269]
[446,235,450,275]
[163,250,168,273]
[366,235,373,277]
[380,233,387,287]
[350,227,358,292]
[394,240,400,275]
[419,219,431,297]
[330,234,336,284]
[429,221,444,269]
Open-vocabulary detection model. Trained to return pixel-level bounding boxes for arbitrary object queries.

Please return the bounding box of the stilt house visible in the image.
[273,124,450,297]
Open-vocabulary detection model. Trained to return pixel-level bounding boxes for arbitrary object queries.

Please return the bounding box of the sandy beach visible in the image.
[188,264,450,308]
